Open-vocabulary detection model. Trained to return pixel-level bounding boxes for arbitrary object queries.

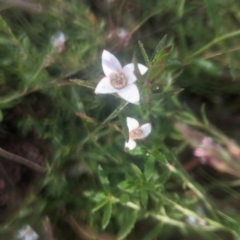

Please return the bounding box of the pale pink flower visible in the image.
[194,137,220,164]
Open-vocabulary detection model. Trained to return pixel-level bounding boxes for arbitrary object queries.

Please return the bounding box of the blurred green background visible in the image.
[0,0,240,239]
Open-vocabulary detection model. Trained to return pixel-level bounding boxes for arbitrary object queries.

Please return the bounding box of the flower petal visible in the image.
[126,117,139,132]
[139,123,152,138]
[102,50,122,76]
[125,139,137,150]
[117,84,140,104]
[123,63,148,75]
[137,64,148,75]
[122,65,137,84]
[95,77,117,94]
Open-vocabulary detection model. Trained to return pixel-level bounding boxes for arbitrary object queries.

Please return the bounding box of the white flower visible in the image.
[51,31,67,53]
[17,225,39,240]
[95,50,148,104]
[125,117,151,150]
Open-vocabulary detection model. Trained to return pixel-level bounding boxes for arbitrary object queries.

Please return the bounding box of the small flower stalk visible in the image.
[95,50,148,104]
[125,117,151,150]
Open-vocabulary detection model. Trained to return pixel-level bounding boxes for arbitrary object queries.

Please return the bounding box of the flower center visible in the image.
[129,128,143,140]
[110,73,127,89]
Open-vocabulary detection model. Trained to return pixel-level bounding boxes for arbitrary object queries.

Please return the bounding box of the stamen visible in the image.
[110,73,127,89]
[129,128,143,140]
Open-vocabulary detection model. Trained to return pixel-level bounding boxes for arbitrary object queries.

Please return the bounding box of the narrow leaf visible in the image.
[155,152,168,164]
[140,190,148,209]
[151,35,167,61]
[201,104,209,126]
[203,0,220,34]
[118,180,135,193]
[98,165,110,192]
[143,223,163,240]
[120,194,129,204]
[166,59,182,66]
[193,59,221,76]
[153,45,172,64]
[92,198,108,213]
[144,155,155,180]
[117,210,137,240]
[119,114,129,142]
[150,89,182,102]
[158,170,171,185]
[84,191,105,202]
[131,163,142,176]
[138,40,150,66]
[132,55,144,84]
[102,201,112,229]
[70,78,95,89]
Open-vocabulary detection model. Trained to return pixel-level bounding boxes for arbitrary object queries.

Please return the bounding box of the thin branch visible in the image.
[0,147,45,173]
[188,29,240,59]
[0,0,42,13]
[183,45,240,66]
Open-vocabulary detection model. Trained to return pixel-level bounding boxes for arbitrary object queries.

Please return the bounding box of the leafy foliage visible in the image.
[0,0,240,240]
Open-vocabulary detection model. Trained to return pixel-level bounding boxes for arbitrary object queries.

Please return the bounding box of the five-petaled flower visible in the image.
[125,117,151,150]
[95,50,148,104]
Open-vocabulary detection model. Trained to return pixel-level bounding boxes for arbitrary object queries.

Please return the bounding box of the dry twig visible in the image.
[0,147,45,173]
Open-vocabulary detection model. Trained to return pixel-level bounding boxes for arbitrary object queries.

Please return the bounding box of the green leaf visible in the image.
[132,55,144,84]
[118,180,135,193]
[151,35,167,61]
[127,145,145,155]
[144,155,155,180]
[98,165,110,192]
[201,104,209,126]
[71,87,85,113]
[158,170,171,185]
[153,45,172,64]
[150,89,182,102]
[102,201,112,229]
[0,36,15,45]
[120,194,129,204]
[131,163,142,176]
[140,190,148,209]
[119,114,129,142]
[70,78,95,89]
[92,198,108,212]
[147,64,161,80]
[143,223,163,240]
[138,40,150,66]
[165,59,182,66]
[193,59,221,76]
[154,152,168,164]
[203,0,220,34]
[84,191,105,202]
[117,210,137,240]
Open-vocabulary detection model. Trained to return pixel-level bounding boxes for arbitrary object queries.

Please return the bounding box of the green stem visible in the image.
[166,163,215,214]
[178,0,186,18]
[188,29,240,59]
[130,9,162,35]
[80,101,128,145]
[0,81,74,105]
[102,101,128,125]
